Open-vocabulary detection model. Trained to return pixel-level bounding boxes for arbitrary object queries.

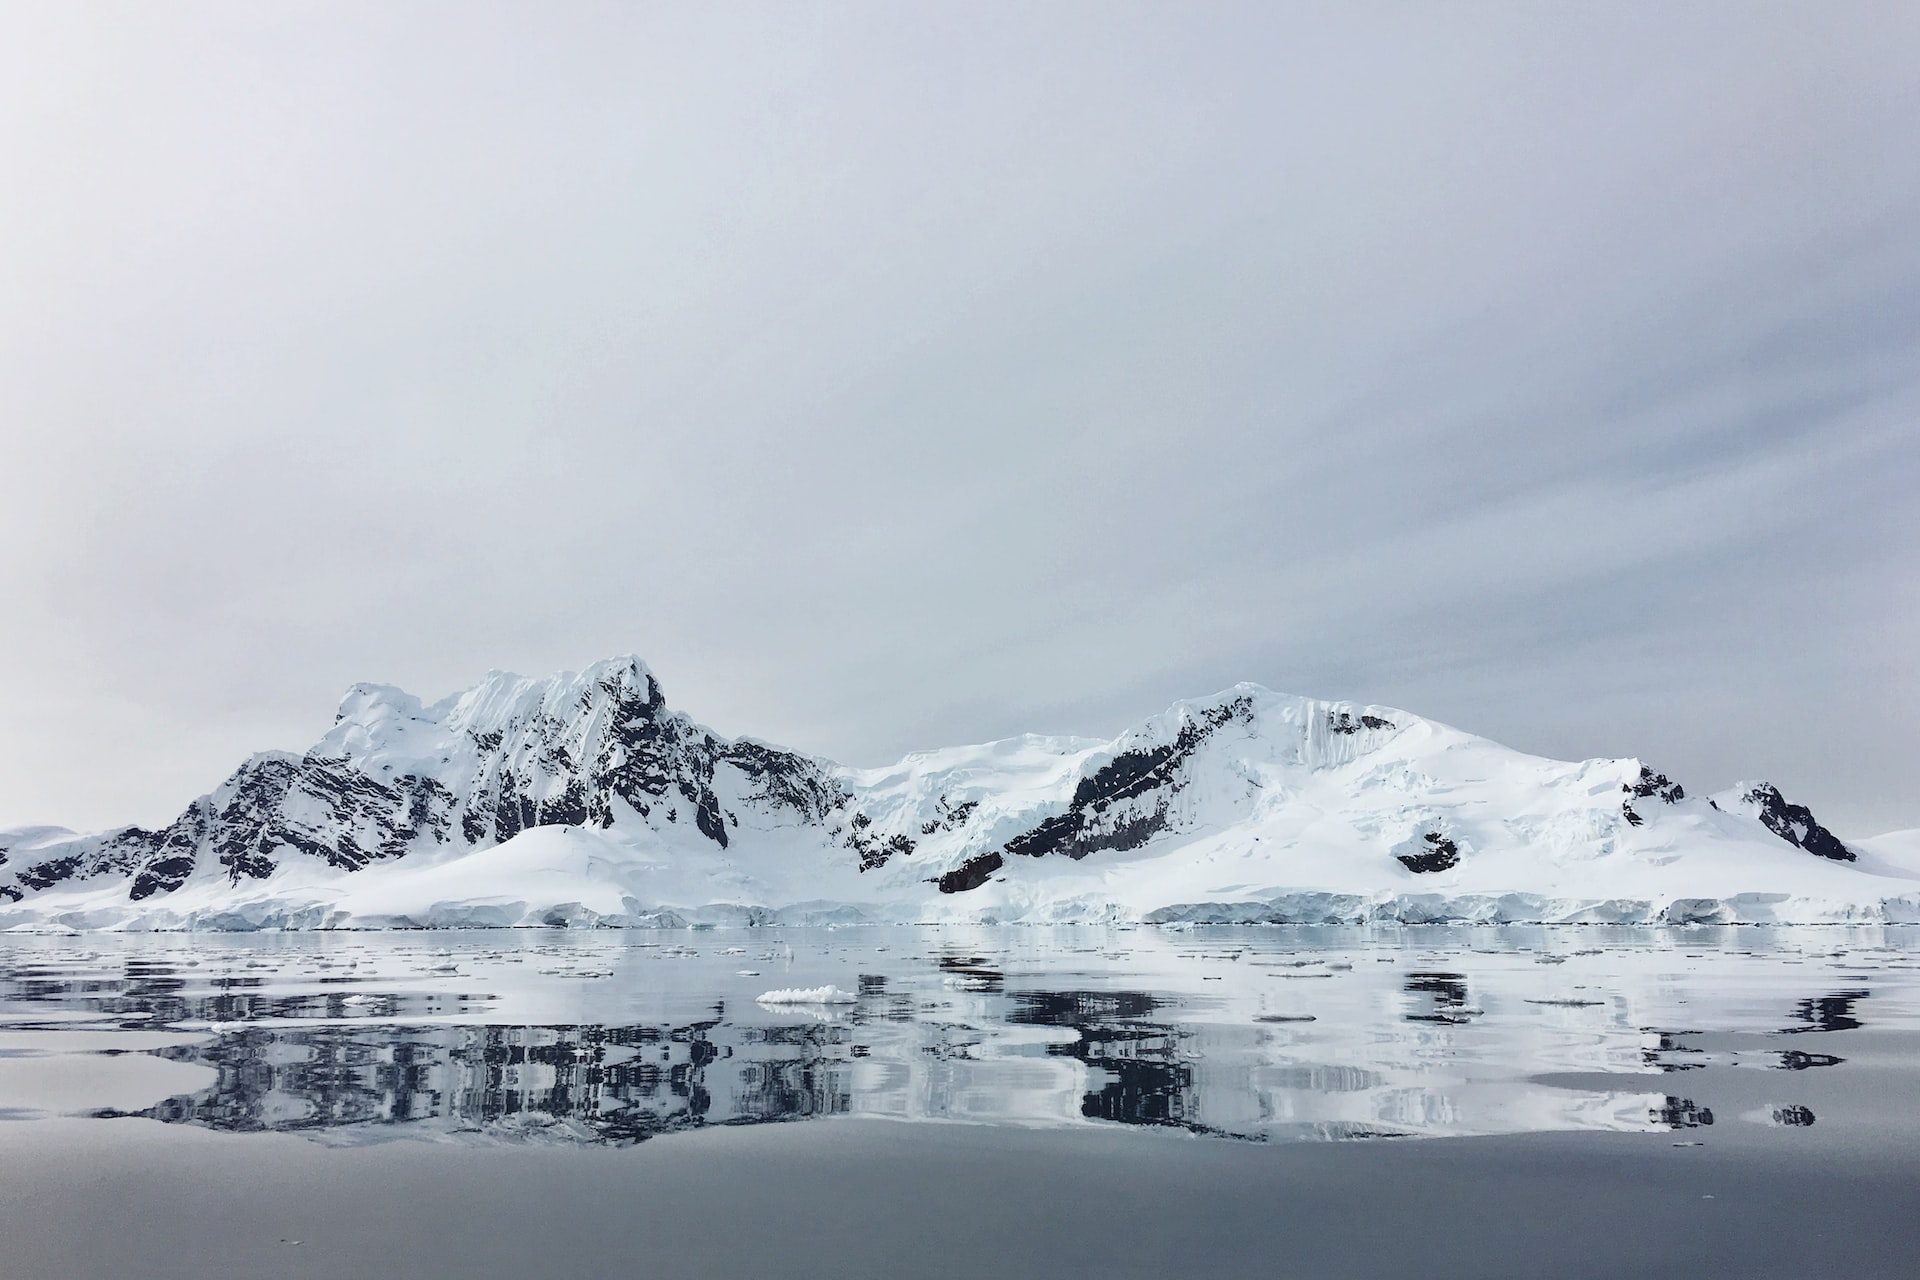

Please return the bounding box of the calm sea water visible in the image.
[2,923,1915,1147]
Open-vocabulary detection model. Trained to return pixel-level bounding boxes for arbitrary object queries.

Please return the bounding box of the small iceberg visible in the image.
[756,985,857,1005]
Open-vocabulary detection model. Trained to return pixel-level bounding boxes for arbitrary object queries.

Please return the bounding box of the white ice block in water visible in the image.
[755,985,856,1005]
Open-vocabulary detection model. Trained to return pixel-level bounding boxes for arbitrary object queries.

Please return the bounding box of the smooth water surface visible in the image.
[2,924,1916,1148]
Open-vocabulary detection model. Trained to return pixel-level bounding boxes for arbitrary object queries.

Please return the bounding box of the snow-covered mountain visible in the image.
[3,656,1915,930]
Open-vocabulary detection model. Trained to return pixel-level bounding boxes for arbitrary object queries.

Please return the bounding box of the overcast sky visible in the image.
[2,2,1915,838]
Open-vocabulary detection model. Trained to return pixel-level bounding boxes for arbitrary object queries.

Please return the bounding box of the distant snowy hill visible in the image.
[3,656,1916,929]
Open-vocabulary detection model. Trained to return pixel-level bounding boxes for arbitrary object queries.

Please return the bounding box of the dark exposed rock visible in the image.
[920,796,978,836]
[16,854,82,891]
[999,695,1257,866]
[1627,766,1685,803]
[1397,832,1459,874]
[129,856,197,901]
[1004,813,1084,860]
[937,851,1003,894]
[1328,711,1396,735]
[215,757,303,876]
[1619,765,1686,830]
[694,792,728,848]
[396,776,454,844]
[127,800,214,894]
[722,740,847,823]
[1738,783,1854,862]
[844,809,918,872]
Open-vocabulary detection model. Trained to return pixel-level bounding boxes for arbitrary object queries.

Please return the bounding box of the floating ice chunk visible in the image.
[755,985,856,1005]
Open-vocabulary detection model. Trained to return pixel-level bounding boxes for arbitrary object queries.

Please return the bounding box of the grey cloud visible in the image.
[0,1,1914,835]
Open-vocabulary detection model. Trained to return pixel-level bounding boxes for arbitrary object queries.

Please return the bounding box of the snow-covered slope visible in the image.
[2,657,1914,929]
[1858,828,1920,878]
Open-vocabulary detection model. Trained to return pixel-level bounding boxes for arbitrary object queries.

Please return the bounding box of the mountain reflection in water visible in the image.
[0,925,1911,1147]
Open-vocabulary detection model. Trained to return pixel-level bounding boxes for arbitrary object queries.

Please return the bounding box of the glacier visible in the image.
[2,655,1915,930]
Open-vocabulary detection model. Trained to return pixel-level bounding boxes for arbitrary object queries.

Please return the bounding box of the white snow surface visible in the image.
[3,657,1917,929]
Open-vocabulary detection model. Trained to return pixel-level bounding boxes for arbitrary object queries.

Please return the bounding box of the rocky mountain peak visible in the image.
[0,658,1892,926]
[1716,781,1856,863]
